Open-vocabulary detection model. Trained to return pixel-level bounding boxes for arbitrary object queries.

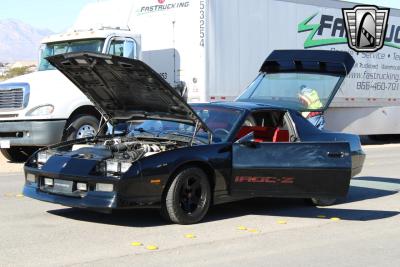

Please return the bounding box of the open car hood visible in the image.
[47,52,208,129]
[237,50,355,112]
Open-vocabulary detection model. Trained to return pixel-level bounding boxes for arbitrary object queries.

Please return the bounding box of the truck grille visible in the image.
[0,88,24,109]
[0,83,29,111]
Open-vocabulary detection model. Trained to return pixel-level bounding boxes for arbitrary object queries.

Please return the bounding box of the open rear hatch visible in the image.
[237,50,355,112]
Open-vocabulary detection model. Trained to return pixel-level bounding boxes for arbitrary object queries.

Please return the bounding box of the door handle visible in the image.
[327,151,345,158]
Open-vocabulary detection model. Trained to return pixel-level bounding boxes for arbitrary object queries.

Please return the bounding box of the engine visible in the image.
[34,136,186,176]
[66,136,184,162]
[101,137,182,161]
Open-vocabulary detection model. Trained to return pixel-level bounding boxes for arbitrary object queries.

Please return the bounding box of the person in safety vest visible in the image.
[298,85,325,130]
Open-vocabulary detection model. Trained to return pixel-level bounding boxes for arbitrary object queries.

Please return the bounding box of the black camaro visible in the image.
[23,50,365,224]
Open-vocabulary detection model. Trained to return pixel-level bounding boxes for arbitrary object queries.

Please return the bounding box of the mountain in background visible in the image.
[0,19,53,63]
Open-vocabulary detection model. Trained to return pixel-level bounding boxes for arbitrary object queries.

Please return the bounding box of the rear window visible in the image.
[238,73,341,112]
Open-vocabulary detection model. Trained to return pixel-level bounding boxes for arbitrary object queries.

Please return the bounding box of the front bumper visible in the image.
[23,162,160,211]
[0,120,66,146]
[23,184,117,213]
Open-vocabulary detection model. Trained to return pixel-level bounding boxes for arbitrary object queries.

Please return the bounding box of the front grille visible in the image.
[0,88,24,109]
[0,114,18,118]
[0,83,30,111]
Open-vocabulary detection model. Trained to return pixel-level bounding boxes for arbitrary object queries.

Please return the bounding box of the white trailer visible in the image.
[1,0,400,161]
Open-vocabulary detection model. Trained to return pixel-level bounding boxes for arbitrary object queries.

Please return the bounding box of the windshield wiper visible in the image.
[133,127,156,136]
[158,131,208,144]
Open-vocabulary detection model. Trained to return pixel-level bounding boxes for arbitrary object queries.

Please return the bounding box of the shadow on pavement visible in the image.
[47,182,399,227]
[353,176,400,185]
[360,135,400,145]
[48,208,168,227]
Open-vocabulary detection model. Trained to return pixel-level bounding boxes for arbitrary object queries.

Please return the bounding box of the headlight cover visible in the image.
[100,160,132,176]
[37,150,53,165]
[26,104,54,116]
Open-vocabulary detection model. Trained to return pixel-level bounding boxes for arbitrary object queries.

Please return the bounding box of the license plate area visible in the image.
[0,140,10,148]
[53,179,73,194]
[40,178,86,197]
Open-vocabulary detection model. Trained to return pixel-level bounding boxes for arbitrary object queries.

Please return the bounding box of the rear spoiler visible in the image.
[260,50,355,76]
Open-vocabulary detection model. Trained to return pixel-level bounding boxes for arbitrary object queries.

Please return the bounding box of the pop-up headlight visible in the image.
[97,160,132,176]
[37,150,53,165]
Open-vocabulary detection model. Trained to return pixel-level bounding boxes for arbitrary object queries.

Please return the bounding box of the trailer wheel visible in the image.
[161,167,211,224]
[63,115,99,141]
[1,147,37,162]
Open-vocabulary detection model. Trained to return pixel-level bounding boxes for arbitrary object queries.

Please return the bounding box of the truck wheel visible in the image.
[310,197,337,206]
[1,147,37,162]
[161,167,211,224]
[63,115,99,141]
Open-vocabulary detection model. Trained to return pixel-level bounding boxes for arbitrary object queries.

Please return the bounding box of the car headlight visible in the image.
[26,173,37,183]
[37,150,53,164]
[26,104,54,116]
[101,160,132,175]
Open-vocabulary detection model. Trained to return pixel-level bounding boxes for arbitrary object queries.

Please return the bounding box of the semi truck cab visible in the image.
[0,29,140,162]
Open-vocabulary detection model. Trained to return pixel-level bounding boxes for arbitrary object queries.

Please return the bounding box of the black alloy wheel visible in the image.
[161,167,211,224]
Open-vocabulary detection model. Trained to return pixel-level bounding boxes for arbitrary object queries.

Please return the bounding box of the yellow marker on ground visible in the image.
[330,217,341,221]
[146,245,158,250]
[184,234,196,239]
[15,194,24,198]
[317,215,326,218]
[247,229,260,233]
[277,220,287,224]
[131,242,143,246]
[237,226,247,230]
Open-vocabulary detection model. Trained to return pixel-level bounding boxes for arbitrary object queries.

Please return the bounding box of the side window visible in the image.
[108,39,136,58]
[236,110,291,143]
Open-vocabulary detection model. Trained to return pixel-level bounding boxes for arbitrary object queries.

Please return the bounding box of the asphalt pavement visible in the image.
[0,145,399,266]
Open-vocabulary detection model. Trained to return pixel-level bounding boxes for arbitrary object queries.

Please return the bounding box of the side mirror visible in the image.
[236,132,257,148]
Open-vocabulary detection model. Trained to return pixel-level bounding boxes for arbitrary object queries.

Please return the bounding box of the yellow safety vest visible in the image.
[301,89,323,118]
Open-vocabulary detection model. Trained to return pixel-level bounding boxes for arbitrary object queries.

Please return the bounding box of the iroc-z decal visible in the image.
[235,176,295,184]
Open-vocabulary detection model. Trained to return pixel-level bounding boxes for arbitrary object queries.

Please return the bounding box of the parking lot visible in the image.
[0,144,399,266]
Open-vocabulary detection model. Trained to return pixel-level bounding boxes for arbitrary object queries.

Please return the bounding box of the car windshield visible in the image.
[126,105,243,143]
[38,39,105,71]
[237,73,341,112]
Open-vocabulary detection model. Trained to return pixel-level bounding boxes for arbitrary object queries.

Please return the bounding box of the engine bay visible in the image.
[34,136,188,175]
[69,136,186,161]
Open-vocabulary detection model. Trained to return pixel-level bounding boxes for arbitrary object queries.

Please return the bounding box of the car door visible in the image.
[231,139,352,198]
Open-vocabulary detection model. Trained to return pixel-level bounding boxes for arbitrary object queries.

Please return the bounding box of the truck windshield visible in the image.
[38,39,105,71]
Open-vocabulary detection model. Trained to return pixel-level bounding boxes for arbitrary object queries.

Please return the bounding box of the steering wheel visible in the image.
[213,128,230,137]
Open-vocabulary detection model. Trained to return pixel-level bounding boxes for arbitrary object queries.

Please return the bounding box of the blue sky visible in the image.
[345,0,400,8]
[1,0,400,33]
[0,0,97,32]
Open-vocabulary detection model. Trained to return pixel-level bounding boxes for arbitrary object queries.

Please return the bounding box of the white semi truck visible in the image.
[1,0,400,161]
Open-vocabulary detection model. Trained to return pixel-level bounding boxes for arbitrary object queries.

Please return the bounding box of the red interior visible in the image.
[272,128,290,142]
[236,126,289,142]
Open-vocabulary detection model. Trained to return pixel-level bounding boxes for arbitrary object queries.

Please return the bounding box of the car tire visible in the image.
[161,167,211,224]
[1,147,37,162]
[63,115,99,141]
[310,197,337,206]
